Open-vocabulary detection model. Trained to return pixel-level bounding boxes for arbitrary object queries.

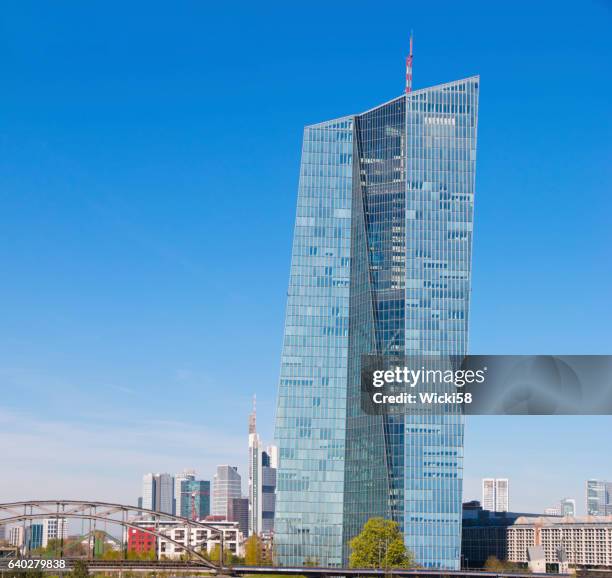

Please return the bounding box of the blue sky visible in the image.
[0,0,611,513]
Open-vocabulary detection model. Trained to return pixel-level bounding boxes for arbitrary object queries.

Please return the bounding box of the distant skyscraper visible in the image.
[248,396,278,536]
[212,466,241,518]
[274,43,479,568]
[181,479,211,520]
[155,473,174,514]
[228,497,249,538]
[174,469,196,516]
[482,479,496,511]
[482,479,509,512]
[496,479,509,512]
[142,473,175,514]
[561,498,576,517]
[142,473,156,510]
[586,480,612,516]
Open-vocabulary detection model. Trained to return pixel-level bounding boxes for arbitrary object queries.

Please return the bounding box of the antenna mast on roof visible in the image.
[405,31,414,93]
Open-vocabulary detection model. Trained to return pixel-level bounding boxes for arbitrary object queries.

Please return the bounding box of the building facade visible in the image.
[157,521,244,560]
[156,473,174,514]
[274,74,479,568]
[42,518,68,547]
[142,473,156,511]
[180,479,211,520]
[461,501,540,568]
[127,526,156,555]
[561,498,576,517]
[482,478,509,512]
[174,469,196,516]
[9,527,24,549]
[142,473,175,514]
[587,480,612,516]
[212,466,242,519]
[248,396,278,536]
[28,524,43,550]
[228,497,249,538]
[129,518,244,560]
[508,516,612,569]
[249,434,278,535]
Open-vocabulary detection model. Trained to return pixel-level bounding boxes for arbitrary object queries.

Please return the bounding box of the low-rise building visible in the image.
[9,527,24,549]
[42,518,68,547]
[127,526,156,555]
[461,501,540,568]
[130,518,244,560]
[507,516,612,569]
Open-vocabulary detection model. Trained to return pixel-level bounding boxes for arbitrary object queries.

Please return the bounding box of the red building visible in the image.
[127,527,156,554]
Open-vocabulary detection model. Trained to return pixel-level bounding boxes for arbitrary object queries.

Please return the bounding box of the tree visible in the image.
[244,534,272,566]
[349,518,415,569]
[244,534,262,566]
[484,555,527,573]
[208,543,222,564]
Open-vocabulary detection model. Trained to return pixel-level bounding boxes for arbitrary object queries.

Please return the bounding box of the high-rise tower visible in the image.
[482,478,509,512]
[212,465,242,519]
[274,45,479,569]
[249,395,278,536]
[174,469,196,516]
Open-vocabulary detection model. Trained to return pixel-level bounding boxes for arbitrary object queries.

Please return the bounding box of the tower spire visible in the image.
[248,394,257,434]
[405,31,414,94]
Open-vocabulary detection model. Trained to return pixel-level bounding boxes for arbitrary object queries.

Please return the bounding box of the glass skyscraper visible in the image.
[180,479,211,520]
[274,75,479,569]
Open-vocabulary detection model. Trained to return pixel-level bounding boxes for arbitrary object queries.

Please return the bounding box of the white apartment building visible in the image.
[482,477,509,512]
[9,526,24,548]
[508,516,612,568]
[42,518,68,547]
[131,519,243,560]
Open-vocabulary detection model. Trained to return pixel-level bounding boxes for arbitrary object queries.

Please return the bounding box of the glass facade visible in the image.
[586,480,612,516]
[274,116,354,567]
[275,77,479,569]
[181,479,210,520]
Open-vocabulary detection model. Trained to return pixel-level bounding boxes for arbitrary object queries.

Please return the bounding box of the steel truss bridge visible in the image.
[0,500,224,569]
[0,500,569,577]
[0,559,570,577]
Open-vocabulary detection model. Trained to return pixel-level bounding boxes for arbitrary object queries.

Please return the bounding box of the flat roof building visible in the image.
[507,516,612,569]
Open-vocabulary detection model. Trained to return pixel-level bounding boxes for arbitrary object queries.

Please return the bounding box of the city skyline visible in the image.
[1,0,611,533]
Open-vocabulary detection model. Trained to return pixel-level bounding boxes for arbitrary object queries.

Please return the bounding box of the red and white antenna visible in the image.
[405,31,414,94]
